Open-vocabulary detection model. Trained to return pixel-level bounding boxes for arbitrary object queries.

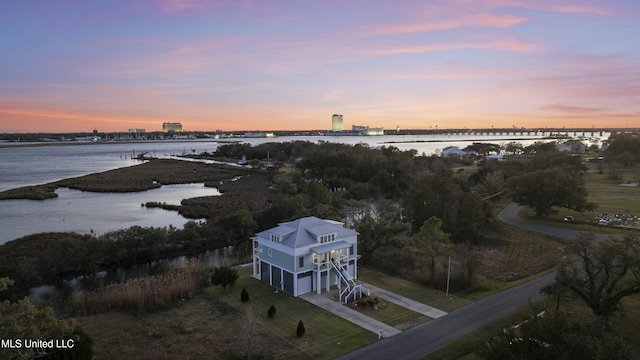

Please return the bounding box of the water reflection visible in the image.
[0,183,220,244]
[26,246,244,306]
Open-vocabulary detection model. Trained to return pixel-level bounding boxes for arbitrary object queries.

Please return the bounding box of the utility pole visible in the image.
[445,256,451,298]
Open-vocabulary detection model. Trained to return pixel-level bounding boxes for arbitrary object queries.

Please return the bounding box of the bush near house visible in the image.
[267,304,276,318]
[211,265,239,290]
[241,288,249,303]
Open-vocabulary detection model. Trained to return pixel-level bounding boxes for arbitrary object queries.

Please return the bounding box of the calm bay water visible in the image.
[0,184,220,244]
[0,133,605,245]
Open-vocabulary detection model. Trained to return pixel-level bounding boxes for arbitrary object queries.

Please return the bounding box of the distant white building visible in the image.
[244,132,275,138]
[352,125,384,136]
[332,114,344,131]
[441,146,470,157]
[486,154,505,161]
[162,122,183,133]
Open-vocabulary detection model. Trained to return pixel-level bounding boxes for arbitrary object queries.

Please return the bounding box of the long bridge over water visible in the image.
[390,127,636,138]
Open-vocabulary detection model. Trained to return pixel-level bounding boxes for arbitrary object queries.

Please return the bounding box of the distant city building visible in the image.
[244,132,275,138]
[332,114,343,131]
[75,135,101,142]
[162,122,183,133]
[352,125,384,136]
[128,129,146,134]
[323,114,383,136]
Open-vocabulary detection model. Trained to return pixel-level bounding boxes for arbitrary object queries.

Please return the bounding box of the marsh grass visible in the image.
[477,226,562,282]
[0,183,59,200]
[72,259,209,315]
[0,158,273,218]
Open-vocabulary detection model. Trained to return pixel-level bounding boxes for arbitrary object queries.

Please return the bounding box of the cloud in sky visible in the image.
[364,14,529,35]
[0,0,638,132]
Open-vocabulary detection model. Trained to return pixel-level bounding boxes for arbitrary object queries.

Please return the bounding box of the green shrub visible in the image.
[241,288,249,303]
[296,320,305,337]
[211,265,239,290]
[267,304,276,318]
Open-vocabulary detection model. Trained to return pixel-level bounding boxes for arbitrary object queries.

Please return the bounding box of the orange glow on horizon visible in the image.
[0,106,634,133]
[1,1,638,134]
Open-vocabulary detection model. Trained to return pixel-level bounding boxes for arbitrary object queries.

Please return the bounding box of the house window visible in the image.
[259,245,263,253]
[349,245,354,256]
[271,234,280,243]
[299,256,304,268]
[319,233,336,243]
[268,248,272,257]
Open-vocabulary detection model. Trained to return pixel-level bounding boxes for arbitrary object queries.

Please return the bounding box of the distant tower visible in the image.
[162,122,183,133]
[396,125,400,133]
[332,114,343,131]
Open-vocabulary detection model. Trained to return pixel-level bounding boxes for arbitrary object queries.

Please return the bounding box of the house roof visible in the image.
[256,216,358,248]
[310,240,351,254]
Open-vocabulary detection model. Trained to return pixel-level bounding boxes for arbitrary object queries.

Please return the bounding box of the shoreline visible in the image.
[0,158,274,240]
[0,158,273,294]
[0,138,221,149]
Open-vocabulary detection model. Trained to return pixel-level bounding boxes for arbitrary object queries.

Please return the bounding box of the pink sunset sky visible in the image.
[1,0,639,133]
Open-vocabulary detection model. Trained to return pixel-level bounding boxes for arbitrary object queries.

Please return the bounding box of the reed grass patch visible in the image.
[72,259,209,315]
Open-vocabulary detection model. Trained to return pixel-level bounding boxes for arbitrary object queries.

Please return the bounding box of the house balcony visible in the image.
[313,254,353,269]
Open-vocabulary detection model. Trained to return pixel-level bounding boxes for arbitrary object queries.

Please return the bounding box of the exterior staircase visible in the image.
[329,260,364,304]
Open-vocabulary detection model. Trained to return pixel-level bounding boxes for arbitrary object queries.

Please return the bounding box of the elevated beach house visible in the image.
[252,216,363,303]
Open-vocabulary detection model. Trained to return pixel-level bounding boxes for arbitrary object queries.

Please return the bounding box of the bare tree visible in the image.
[546,233,640,329]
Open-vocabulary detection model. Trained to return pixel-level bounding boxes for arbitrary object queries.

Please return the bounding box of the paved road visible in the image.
[499,203,613,241]
[337,203,594,360]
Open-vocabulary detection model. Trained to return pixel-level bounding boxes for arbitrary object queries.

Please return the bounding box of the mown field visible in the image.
[520,170,640,235]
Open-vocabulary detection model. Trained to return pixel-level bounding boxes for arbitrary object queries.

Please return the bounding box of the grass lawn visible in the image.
[584,171,640,215]
[348,296,427,328]
[208,266,377,359]
[358,267,472,313]
[519,171,640,235]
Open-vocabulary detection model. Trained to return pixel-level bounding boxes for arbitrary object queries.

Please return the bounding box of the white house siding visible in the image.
[263,245,296,273]
[296,272,313,295]
[313,272,329,294]
[295,253,315,273]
